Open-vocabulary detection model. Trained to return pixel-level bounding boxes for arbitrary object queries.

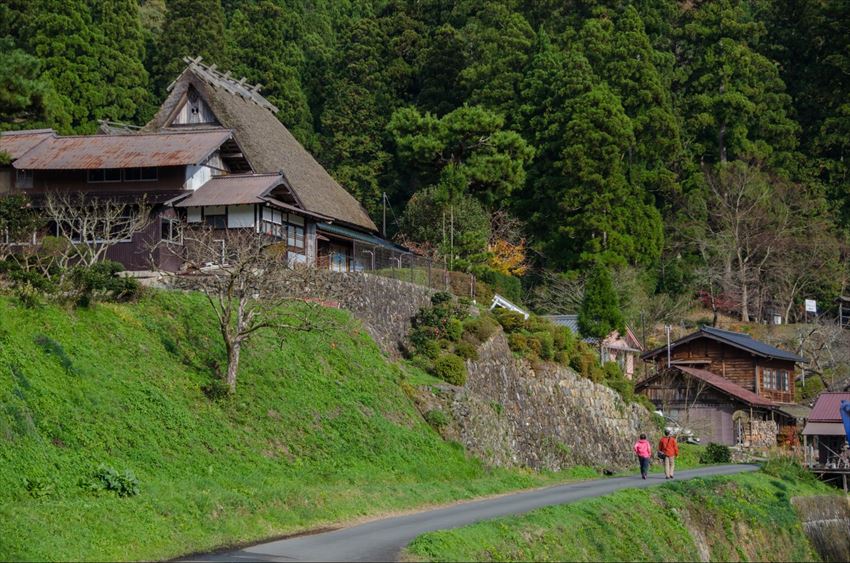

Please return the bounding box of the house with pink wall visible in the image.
[545,315,643,380]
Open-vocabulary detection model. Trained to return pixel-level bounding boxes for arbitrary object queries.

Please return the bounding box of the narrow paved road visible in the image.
[187,464,758,562]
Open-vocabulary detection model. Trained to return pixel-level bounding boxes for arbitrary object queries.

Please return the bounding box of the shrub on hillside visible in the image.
[434,354,467,386]
[699,443,732,464]
[602,362,634,402]
[462,315,499,343]
[471,266,522,303]
[1,258,58,293]
[81,464,140,497]
[637,395,658,417]
[454,341,479,361]
[508,332,529,355]
[15,282,40,308]
[71,261,140,307]
[798,376,825,401]
[532,331,554,360]
[424,409,450,430]
[762,455,816,483]
[492,309,526,333]
[446,318,463,342]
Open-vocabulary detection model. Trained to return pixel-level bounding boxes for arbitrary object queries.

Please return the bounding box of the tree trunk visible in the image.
[738,257,749,322]
[449,204,454,271]
[226,340,241,393]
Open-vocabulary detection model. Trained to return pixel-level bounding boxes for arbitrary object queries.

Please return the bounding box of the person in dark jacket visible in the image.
[633,433,652,479]
[658,429,679,479]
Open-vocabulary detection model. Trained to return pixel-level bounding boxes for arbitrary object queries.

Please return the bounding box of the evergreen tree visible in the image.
[152,0,227,95]
[90,0,151,124]
[759,0,850,227]
[559,84,664,269]
[518,39,664,270]
[578,7,682,203]
[416,24,466,115]
[455,1,535,121]
[0,38,67,131]
[389,104,533,207]
[226,2,314,147]
[676,0,799,169]
[318,7,425,216]
[398,186,491,268]
[3,0,144,132]
[578,262,625,340]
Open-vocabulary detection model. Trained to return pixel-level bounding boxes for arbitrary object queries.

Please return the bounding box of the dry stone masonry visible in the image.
[298,271,434,357]
[294,273,655,470]
[421,332,657,471]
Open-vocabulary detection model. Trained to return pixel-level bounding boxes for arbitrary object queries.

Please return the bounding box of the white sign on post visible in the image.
[805,299,817,313]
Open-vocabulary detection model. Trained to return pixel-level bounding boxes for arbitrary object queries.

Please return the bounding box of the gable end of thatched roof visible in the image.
[145,58,377,232]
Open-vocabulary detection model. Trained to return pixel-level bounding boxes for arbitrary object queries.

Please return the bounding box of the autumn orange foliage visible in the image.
[488,238,528,276]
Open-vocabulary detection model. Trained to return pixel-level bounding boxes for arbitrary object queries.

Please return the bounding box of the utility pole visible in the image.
[382,192,387,239]
[665,324,672,368]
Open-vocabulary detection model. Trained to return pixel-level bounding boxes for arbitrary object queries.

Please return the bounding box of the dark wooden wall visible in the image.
[24,166,186,194]
[652,337,796,402]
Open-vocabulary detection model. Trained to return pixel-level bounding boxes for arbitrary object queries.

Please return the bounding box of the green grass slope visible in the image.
[405,463,836,562]
[0,291,570,561]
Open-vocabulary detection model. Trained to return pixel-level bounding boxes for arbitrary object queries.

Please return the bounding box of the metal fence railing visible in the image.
[315,241,478,299]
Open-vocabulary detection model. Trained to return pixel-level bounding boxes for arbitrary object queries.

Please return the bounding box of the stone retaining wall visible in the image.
[419,332,657,471]
[298,271,434,357]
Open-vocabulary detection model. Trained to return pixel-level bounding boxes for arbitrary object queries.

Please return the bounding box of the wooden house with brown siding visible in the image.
[637,326,806,446]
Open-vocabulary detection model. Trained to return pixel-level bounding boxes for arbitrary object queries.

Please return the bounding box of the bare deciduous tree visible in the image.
[688,160,842,323]
[170,226,331,394]
[526,269,584,315]
[44,191,150,268]
[795,319,850,391]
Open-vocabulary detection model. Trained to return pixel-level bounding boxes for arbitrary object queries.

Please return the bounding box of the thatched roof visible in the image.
[145,58,377,232]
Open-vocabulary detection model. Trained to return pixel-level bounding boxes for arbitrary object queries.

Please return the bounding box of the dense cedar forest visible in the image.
[3,0,850,324]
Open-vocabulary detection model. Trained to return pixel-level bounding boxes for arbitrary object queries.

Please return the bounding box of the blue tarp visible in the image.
[841,400,850,448]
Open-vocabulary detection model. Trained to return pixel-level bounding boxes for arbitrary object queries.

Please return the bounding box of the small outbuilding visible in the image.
[802,392,850,468]
[545,314,642,380]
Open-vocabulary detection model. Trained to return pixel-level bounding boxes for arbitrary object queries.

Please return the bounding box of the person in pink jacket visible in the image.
[634,433,652,479]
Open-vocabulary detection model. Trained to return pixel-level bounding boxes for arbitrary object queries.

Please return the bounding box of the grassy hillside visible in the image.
[405,462,836,562]
[0,290,584,561]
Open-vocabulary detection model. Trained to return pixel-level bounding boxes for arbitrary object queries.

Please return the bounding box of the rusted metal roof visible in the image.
[0,129,55,160]
[809,392,850,422]
[12,129,232,170]
[677,366,778,408]
[174,174,283,207]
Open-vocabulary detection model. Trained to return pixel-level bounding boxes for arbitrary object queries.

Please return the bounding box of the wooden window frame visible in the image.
[87,169,122,183]
[123,167,158,182]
